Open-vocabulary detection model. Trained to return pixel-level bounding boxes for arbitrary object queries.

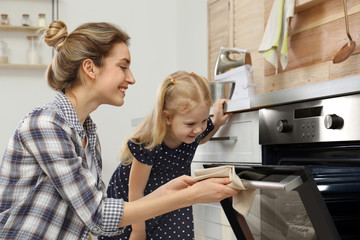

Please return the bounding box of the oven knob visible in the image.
[324,114,343,129]
[276,120,291,133]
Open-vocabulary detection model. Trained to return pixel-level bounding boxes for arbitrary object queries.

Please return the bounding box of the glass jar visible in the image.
[26,35,40,64]
[38,13,46,27]
[1,14,9,25]
[0,37,8,64]
[22,14,30,26]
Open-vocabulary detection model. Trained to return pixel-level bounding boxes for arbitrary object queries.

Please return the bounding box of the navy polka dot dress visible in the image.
[98,119,214,240]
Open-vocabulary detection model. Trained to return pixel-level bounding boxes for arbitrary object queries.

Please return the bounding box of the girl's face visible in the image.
[94,42,135,106]
[164,104,210,148]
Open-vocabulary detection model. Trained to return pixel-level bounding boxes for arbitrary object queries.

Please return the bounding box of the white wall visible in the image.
[0,0,207,185]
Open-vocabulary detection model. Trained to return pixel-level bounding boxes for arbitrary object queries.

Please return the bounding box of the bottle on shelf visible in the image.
[0,37,8,64]
[22,14,31,26]
[38,13,47,27]
[1,14,9,25]
[26,35,40,64]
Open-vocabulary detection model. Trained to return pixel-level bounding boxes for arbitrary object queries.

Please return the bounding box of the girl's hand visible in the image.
[212,99,232,128]
[200,99,232,144]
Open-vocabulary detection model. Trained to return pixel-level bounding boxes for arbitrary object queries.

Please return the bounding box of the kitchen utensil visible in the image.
[214,47,252,76]
[210,81,235,103]
[333,0,356,64]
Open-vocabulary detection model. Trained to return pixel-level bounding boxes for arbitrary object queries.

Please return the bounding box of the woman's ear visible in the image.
[163,110,172,125]
[82,59,96,79]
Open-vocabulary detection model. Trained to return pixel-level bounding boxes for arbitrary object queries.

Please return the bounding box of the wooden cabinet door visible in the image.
[208,0,232,81]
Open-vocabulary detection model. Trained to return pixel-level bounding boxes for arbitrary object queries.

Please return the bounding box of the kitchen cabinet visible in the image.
[207,0,232,82]
[191,110,261,239]
[192,111,261,164]
[208,0,360,95]
[207,0,265,89]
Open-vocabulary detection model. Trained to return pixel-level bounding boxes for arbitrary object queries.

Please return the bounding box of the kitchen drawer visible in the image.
[193,203,236,240]
[194,111,261,164]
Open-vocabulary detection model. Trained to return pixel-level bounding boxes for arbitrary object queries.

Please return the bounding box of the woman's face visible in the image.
[94,42,135,106]
[164,104,210,148]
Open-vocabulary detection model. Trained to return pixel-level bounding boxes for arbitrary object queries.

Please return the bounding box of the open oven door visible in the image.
[203,164,341,240]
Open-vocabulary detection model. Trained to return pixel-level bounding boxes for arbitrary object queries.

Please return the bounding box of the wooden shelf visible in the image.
[295,0,327,13]
[0,25,44,32]
[0,63,47,69]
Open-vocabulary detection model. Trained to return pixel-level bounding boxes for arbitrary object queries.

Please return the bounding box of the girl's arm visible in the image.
[128,158,152,239]
[200,99,232,144]
[120,176,239,227]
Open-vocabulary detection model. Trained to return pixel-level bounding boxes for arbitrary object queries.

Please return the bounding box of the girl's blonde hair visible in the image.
[43,20,130,92]
[121,71,211,165]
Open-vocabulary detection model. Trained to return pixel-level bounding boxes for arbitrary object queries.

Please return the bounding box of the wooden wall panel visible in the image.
[208,0,231,81]
[208,0,360,95]
[265,0,360,75]
[233,0,265,94]
[263,0,360,93]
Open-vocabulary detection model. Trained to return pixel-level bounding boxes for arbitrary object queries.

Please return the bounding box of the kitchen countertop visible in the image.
[223,74,360,113]
[133,75,360,125]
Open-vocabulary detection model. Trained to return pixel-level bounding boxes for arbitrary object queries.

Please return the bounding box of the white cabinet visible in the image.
[193,110,261,164]
[191,110,261,240]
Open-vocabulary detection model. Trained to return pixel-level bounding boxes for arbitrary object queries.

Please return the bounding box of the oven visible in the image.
[258,93,360,239]
[192,93,360,240]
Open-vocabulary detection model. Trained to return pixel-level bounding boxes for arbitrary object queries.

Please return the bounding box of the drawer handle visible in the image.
[209,136,238,141]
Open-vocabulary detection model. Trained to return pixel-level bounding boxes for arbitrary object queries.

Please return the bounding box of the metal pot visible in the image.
[210,81,235,103]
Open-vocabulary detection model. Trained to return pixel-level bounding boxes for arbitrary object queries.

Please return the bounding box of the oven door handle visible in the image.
[242,175,303,192]
[209,136,238,141]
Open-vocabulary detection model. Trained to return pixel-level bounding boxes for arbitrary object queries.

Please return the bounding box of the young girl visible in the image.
[100,71,232,240]
[0,21,239,240]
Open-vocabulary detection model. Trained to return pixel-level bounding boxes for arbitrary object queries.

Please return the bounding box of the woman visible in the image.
[0,20,239,240]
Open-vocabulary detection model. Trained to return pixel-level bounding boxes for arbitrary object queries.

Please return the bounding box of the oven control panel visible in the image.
[259,94,360,144]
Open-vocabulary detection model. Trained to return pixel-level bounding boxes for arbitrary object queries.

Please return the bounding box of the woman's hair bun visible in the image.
[43,20,68,50]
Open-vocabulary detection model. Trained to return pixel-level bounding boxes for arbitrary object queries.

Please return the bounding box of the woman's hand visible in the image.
[157,175,239,203]
[188,177,240,204]
[154,175,196,197]
[121,175,239,227]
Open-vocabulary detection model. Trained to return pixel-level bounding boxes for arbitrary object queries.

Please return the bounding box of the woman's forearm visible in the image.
[120,187,193,227]
[119,176,239,227]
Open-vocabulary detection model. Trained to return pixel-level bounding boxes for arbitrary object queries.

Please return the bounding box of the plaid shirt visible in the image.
[0,92,124,240]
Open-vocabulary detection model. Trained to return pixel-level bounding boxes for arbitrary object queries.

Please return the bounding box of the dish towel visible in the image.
[194,165,257,216]
[258,0,295,74]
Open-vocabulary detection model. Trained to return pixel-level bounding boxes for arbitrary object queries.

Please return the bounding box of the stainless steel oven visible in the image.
[258,93,360,240]
[200,93,360,239]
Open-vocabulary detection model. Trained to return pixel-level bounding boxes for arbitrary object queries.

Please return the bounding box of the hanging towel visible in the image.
[258,0,295,74]
[194,165,257,216]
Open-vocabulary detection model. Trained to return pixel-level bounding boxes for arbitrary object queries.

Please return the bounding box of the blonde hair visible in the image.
[43,20,130,92]
[121,71,211,165]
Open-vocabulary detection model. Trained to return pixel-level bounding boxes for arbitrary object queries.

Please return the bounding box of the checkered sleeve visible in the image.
[101,198,125,233]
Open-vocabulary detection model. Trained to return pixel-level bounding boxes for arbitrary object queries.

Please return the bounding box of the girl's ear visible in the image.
[163,110,172,125]
[82,59,96,80]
